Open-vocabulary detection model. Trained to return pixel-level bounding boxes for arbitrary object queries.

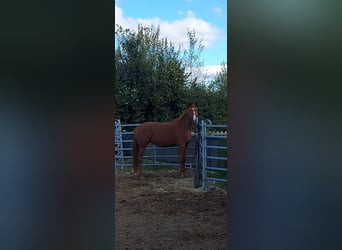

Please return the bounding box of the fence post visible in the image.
[114,119,124,173]
[201,120,207,190]
[193,123,201,188]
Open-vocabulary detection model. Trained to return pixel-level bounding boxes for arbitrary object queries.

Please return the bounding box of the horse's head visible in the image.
[189,103,199,124]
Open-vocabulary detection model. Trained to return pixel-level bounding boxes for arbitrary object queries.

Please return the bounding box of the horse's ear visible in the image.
[187,102,198,108]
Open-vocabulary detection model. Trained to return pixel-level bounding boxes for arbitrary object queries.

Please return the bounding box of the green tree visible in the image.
[180,30,211,120]
[208,62,227,95]
[182,29,207,87]
[115,24,187,124]
[207,62,228,124]
[115,25,227,125]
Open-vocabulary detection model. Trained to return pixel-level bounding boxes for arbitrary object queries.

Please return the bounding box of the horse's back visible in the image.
[134,121,178,147]
[134,122,154,139]
[135,122,170,137]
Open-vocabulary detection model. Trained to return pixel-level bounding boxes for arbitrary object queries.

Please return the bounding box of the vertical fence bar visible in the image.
[201,120,207,190]
[153,144,157,165]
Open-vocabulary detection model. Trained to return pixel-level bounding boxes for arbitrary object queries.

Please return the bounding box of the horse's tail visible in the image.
[132,132,139,172]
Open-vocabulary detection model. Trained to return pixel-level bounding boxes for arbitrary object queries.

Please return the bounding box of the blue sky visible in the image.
[115,0,227,77]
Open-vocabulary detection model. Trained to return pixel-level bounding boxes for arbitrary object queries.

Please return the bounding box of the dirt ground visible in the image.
[115,168,227,250]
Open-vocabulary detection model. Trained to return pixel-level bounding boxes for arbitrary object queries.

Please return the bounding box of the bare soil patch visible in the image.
[115,169,227,250]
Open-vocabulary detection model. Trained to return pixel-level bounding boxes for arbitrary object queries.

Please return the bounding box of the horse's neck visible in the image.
[178,111,193,129]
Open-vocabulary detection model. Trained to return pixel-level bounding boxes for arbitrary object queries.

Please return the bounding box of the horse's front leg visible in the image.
[178,144,188,177]
[136,147,145,177]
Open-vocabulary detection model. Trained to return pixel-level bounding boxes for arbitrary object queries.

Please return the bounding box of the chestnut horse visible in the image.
[133,103,199,177]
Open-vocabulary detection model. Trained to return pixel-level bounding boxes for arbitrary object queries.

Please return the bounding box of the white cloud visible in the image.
[115,3,137,30]
[203,65,221,80]
[115,3,223,50]
[213,7,222,15]
[185,10,196,18]
[182,65,221,85]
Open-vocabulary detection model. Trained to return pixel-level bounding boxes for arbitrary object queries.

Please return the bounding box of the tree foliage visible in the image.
[182,29,207,87]
[207,62,228,124]
[115,24,186,124]
[115,24,227,125]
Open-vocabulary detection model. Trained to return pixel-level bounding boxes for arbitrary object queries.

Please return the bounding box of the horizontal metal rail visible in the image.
[207,177,227,182]
[116,163,183,167]
[206,166,227,172]
[206,145,227,150]
[205,135,227,139]
[206,124,227,128]
[206,156,227,161]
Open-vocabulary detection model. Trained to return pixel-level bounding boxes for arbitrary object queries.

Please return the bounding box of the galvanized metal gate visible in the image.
[114,119,227,190]
[200,120,227,190]
[114,119,124,173]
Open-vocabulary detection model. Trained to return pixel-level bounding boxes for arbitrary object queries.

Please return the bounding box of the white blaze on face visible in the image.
[192,107,198,122]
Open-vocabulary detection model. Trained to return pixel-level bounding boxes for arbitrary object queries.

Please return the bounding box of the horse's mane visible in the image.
[176,108,190,121]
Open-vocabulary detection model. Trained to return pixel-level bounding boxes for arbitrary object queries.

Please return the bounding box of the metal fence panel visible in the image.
[201,120,227,190]
[114,122,198,169]
[114,120,228,191]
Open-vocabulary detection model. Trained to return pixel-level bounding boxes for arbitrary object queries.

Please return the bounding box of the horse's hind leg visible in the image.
[132,136,139,174]
[136,144,146,177]
[178,144,187,177]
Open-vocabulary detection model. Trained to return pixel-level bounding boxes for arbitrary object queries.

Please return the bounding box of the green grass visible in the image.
[118,158,178,171]
[209,181,227,190]
[207,170,227,179]
[123,158,177,166]
[206,170,227,189]
[118,153,227,189]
